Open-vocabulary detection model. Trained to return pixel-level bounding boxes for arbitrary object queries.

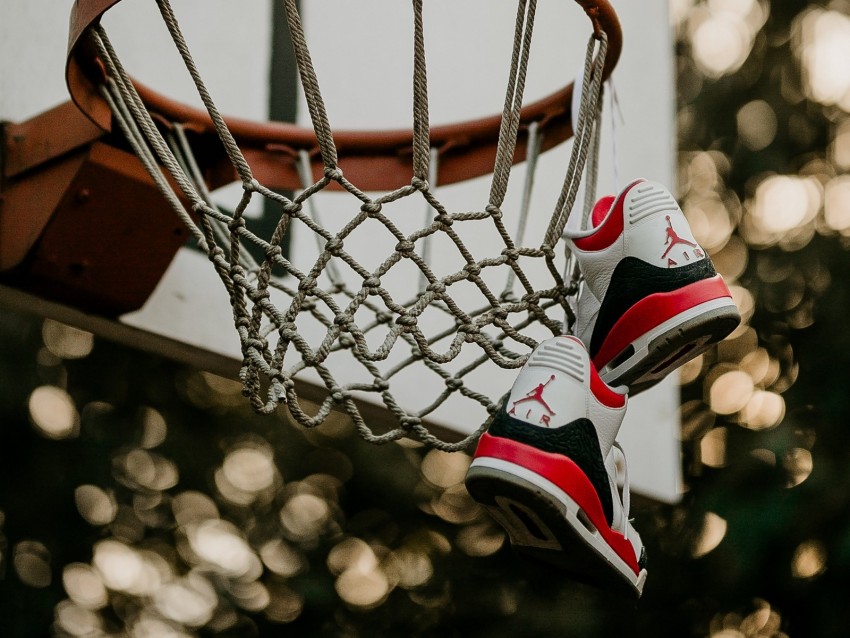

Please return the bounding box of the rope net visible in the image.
[88,0,607,451]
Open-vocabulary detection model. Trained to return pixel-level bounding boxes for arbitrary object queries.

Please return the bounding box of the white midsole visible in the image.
[598,296,736,384]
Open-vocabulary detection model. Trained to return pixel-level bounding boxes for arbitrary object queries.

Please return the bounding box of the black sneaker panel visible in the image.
[589,256,717,359]
[486,408,614,525]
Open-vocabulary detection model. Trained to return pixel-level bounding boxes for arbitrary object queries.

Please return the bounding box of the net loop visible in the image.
[544,31,608,249]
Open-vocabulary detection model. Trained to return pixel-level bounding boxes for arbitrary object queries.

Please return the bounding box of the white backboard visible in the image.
[0,0,681,502]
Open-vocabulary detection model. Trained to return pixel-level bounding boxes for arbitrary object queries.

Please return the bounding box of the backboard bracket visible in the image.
[1,104,190,314]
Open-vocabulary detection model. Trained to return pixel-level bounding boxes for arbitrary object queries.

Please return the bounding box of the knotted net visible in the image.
[76,0,611,450]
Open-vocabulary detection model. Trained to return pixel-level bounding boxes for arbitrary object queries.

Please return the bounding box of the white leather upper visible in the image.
[564,180,707,303]
[507,336,625,457]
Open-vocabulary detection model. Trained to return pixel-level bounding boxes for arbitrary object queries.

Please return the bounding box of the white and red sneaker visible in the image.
[465,336,647,597]
[565,179,740,394]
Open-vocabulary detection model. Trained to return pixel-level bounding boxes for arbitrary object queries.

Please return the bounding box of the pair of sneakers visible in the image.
[464,179,741,597]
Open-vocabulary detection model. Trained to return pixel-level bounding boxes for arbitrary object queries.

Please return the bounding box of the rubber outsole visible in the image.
[465,462,646,598]
[597,300,740,395]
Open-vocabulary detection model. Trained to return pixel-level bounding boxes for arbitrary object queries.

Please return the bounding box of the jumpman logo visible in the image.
[509,375,556,426]
[661,215,697,259]
[660,215,704,266]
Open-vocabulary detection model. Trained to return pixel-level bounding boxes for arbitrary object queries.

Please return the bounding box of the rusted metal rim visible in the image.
[65,0,621,190]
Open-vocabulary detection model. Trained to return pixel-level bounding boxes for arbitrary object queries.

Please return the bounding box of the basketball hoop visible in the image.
[66,0,620,192]
[17,0,622,449]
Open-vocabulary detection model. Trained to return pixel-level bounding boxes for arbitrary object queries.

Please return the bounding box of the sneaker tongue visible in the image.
[591,195,616,228]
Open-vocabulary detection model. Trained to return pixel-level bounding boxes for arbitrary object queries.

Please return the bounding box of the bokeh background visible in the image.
[3,0,850,635]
